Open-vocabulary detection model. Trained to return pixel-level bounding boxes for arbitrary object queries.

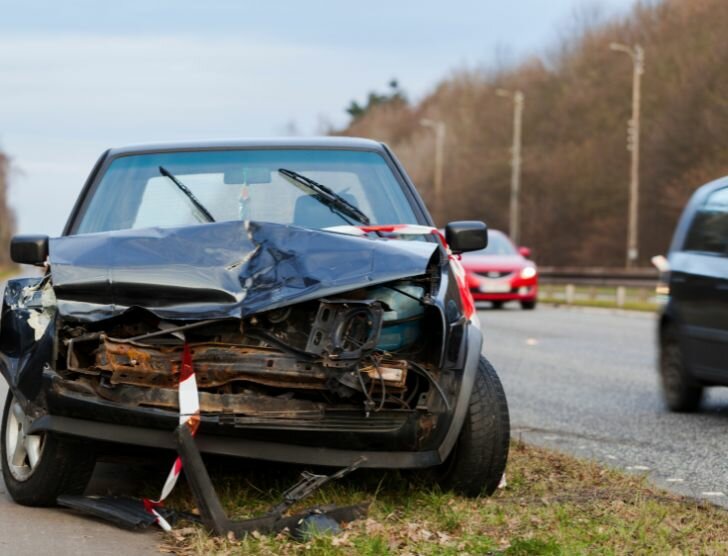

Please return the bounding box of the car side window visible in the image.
[683,187,728,255]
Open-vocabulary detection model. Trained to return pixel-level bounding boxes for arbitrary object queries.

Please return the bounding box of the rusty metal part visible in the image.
[72,337,413,395]
[87,380,327,417]
[91,338,331,390]
[54,377,413,432]
[417,413,436,445]
[360,360,408,390]
[65,333,104,374]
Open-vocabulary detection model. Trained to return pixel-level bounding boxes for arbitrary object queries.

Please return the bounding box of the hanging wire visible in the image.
[371,356,386,412]
[408,361,451,411]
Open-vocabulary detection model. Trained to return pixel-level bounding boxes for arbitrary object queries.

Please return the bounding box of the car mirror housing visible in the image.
[445,221,488,253]
[518,246,532,259]
[11,235,49,266]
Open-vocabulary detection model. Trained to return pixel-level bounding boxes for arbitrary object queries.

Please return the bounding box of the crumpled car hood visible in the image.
[48,220,438,322]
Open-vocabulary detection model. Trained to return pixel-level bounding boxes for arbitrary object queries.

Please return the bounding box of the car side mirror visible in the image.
[11,235,49,266]
[445,221,488,253]
[518,246,532,259]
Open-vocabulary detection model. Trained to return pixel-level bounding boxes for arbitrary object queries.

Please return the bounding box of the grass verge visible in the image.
[539,285,657,312]
[540,297,657,312]
[161,441,726,555]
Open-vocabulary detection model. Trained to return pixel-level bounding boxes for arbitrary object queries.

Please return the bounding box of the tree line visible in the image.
[0,154,14,267]
[336,0,728,267]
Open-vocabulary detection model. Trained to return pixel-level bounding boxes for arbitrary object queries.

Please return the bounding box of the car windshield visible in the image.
[464,232,516,256]
[74,149,419,234]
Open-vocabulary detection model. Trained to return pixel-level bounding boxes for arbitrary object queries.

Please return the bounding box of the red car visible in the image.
[461,230,538,309]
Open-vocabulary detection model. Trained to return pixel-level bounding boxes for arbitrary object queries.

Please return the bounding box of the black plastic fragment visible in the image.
[57,425,369,540]
[291,513,342,541]
[57,426,369,538]
[174,424,369,538]
[57,495,179,530]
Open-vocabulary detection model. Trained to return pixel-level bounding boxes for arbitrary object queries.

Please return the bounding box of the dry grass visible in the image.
[160,440,728,555]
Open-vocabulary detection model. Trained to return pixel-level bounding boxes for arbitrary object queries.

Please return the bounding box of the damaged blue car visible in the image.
[1,137,509,507]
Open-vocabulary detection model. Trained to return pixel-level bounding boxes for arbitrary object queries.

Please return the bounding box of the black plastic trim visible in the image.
[30,414,440,468]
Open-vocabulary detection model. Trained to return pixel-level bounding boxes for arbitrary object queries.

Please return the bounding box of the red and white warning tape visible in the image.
[143,342,200,532]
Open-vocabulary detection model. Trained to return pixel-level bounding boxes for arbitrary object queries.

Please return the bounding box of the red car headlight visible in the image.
[520,266,537,280]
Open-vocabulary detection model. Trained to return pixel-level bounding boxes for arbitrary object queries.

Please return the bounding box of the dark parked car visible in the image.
[460,230,538,309]
[1,138,509,506]
[658,176,728,412]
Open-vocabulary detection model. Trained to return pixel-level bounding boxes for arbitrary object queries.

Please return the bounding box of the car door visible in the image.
[672,186,728,379]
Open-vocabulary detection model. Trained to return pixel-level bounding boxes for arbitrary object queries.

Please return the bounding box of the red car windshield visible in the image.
[467,232,516,256]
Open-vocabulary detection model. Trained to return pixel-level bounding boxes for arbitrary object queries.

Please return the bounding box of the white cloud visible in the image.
[0,0,638,235]
[0,34,450,235]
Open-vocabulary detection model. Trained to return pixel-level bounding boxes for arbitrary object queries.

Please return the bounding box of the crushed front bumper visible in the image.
[29,326,483,469]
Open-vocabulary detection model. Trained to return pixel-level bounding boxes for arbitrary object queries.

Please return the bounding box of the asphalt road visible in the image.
[0,381,161,556]
[479,303,728,507]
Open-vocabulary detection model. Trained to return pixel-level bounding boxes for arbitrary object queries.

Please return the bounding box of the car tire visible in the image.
[436,355,510,497]
[491,301,504,309]
[520,300,536,310]
[659,329,703,412]
[1,392,96,506]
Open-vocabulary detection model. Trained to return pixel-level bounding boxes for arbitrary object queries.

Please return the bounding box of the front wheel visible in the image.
[436,355,510,497]
[1,393,96,506]
[520,300,537,310]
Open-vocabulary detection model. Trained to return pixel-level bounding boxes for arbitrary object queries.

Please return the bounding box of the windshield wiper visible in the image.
[159,166,215,223]
[278,168,370,226]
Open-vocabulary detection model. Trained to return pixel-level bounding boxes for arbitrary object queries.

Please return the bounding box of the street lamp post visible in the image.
[496,89,524,246]
[610,42,644,268]
[420,119,446,223]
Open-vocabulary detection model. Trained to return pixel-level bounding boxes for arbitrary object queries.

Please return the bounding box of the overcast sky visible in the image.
[0,0,636,235]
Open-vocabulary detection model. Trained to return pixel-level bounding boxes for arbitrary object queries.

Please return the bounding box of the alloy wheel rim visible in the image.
[5,398,44,481]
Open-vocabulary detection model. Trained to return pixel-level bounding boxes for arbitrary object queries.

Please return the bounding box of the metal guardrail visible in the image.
[538,267,658,288]
[536,267,660,308]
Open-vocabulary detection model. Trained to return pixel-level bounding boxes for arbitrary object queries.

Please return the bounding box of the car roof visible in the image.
[694,175,728,197]
[668,175,728,254]
[107,136,386,157]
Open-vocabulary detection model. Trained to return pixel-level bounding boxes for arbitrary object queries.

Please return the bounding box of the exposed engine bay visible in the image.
[57,278,447,425]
